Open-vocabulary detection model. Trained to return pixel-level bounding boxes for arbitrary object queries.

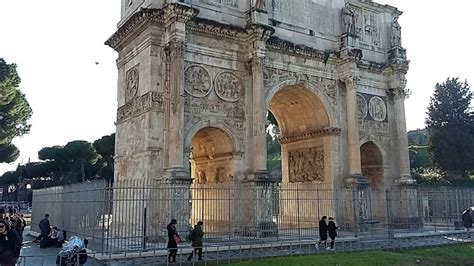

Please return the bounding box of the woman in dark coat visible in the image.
[317,216,328,249]
[167,219,180,263]
[327,217,338,250]
[0,220,21,265]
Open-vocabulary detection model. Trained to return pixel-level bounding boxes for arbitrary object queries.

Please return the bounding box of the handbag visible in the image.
[173,235,181,244]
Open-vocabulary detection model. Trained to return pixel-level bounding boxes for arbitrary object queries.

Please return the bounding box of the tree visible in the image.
[93,133,115,181]
[426,78,474,176]
[38,145,70,183]
[0,58,33,163]
[64,140,99,182]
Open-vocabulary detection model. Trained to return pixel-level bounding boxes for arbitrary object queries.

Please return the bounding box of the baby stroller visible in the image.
[55,236,88,266]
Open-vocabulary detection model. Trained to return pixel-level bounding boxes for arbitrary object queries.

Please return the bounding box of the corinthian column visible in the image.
[250,56,267,174]
[342,76,363,180]
[392,88,413,183]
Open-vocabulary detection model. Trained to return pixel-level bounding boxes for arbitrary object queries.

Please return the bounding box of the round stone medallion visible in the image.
[369,96,387,121]
[214,72,243,102]
[125,67,139,101]
[357,93,368,119]
[184,65,212,98]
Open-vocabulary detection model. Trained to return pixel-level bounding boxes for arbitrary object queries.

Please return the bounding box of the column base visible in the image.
[163,167,192,183]
[245,170,279,184]
[345,174,369,186]
[394,175,416,186]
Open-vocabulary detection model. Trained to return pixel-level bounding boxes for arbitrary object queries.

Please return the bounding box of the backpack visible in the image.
[188,229,197,242]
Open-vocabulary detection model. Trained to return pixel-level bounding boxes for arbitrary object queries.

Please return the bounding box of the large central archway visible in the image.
[268,85,335,231]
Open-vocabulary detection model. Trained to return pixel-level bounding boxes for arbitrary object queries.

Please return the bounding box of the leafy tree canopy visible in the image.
[0,58,32,163]
[426,78,474,175]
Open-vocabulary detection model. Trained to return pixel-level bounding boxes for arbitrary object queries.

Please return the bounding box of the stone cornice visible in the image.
[106,8,164,51]
[105,4,198,51]
[186,17,248,41]
[280,127,341,144]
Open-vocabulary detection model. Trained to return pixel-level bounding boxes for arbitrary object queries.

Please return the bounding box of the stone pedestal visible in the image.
[387,183,422,229]
[236,175,278,238]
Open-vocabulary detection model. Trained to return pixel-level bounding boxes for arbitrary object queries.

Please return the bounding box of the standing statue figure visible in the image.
[342,3,355,35]
[252,0,266,10]
[391,17,402,47]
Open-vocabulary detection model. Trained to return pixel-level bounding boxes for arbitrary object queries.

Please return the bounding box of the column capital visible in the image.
[165,40,185,59]
[247,56,264,72]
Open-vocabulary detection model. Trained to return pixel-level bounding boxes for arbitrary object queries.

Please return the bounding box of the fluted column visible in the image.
[393,88,413,182]
[343,76,363,177]
[250,56,267,173]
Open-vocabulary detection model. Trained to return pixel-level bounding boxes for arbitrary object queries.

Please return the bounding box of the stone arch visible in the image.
[186,126,237,184]
[265,79,337,127]
[184,120,242,155]
[360,141,384,189]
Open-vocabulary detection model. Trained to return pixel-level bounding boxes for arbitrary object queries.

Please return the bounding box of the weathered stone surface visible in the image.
[108,0,416,237]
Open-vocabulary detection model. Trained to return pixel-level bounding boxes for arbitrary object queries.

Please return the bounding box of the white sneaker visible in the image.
[315,244,319,249]
[326,247,331,251]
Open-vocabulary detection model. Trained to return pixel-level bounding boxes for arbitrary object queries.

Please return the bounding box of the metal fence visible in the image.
[31,180,474,254]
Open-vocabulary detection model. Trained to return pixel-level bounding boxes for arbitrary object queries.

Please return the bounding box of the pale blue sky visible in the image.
[1,0,473,174]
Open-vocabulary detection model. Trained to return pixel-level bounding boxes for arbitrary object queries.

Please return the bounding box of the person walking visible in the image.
[317,216,328,249]
[327,217,338,250]
[39,213,51,248]
[0,220,21,265]
[461,208,472,238]
[187,221,204,261]
[167,219,181,263]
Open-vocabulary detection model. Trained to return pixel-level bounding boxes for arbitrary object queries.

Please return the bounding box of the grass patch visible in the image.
[229,244,474,266]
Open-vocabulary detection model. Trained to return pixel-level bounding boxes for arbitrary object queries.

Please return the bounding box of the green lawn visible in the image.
[229,244,474,266]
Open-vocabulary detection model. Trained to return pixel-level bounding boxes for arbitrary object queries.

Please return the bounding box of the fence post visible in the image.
[351,187,358,237]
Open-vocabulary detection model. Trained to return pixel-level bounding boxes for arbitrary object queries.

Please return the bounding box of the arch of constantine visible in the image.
[107,0,419,236]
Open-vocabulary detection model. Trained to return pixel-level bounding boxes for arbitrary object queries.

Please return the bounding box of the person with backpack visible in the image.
[187,221,204,261]
[327,217,338,250]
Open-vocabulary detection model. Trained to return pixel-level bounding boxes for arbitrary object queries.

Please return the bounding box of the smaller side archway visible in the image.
[360,142,384,189]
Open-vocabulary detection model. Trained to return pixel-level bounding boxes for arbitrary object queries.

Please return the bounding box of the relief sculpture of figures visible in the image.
[342,3,355,35]
[391,16,402,47]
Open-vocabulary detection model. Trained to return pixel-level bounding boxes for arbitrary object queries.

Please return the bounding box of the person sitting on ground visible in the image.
[0,220,21,265]
[49,226,66,247]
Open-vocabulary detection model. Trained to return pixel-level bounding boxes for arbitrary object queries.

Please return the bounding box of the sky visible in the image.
[1,0,473,174]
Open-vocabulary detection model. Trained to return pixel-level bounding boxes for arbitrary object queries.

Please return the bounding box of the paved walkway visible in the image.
[18,228,472,265]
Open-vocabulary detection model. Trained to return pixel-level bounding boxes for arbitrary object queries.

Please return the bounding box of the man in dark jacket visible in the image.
[39,213,51,248]
[462,208,472,238]
[317,216,328,249]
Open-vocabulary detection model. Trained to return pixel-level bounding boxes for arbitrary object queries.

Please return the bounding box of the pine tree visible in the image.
[0,58,33,163]
[426,78,474,176]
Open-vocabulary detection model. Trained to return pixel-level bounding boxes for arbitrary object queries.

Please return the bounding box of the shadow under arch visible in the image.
[265,80,338,128]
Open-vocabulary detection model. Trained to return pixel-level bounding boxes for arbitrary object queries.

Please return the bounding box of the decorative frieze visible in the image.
[289,147,324,183]
[359,120,389,134]
[280,127,341,144]
[117,92,164,124]
[184,96,245,119]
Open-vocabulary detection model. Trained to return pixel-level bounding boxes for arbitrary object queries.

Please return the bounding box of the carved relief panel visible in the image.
[349,5,381,47]
[288,147,324,183]
[125,66,139,102]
